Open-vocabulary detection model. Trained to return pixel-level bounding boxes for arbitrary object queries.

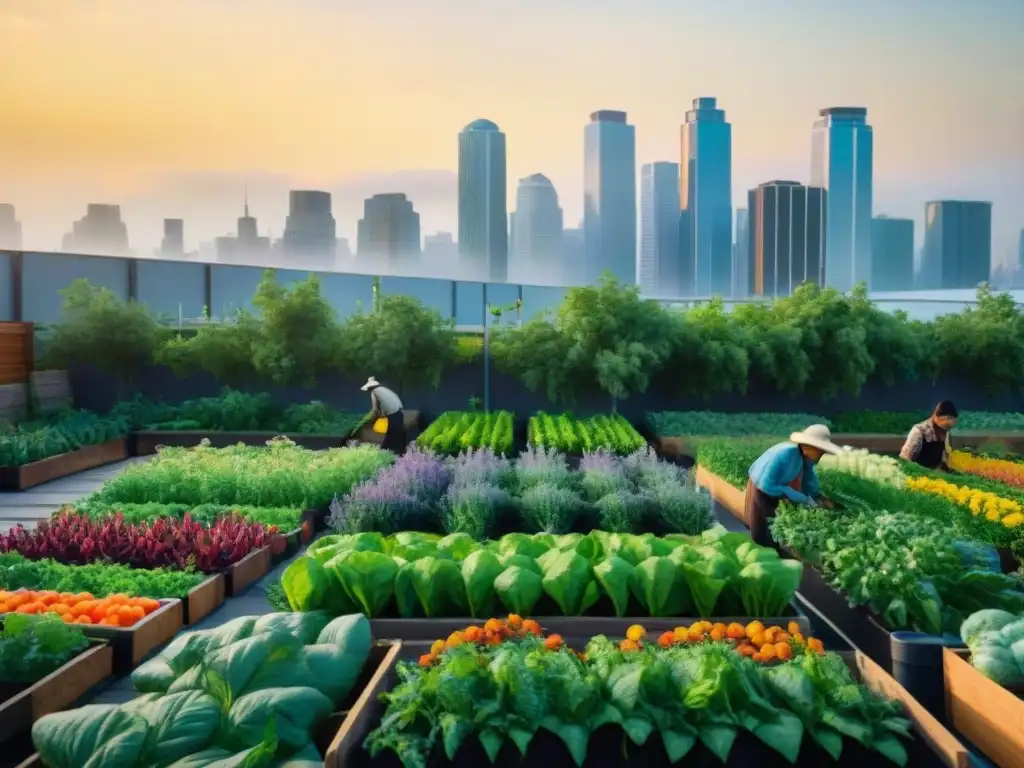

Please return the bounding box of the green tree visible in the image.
[338,294,457,393]
[42,279,163,395]
[156,309,261,386]
[250,271,341,386]
[491,273,675,406]
[932,284,1024,394]
[669,299,752,398]
[848,283,931,386]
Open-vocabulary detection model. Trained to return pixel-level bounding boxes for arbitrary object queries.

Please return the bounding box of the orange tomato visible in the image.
[506,614,523,630]
[99,617,120,626]
[483,618,504,634]
[134,598,161,612]
[61,613,75,623]
[749,632,766,648]
[418,654,434,668]
[73,615,93,624]
[686,627,705,643]
[752,652,766,662]
[736,643,757,657]
[7,593,28,608]
[764,627,779,643]
[726,622,746,640]
[483,631,502,646]
[745,621,765,639]
[0,590,9,601]
[463,626,484,643]
[658,631,676,648]
[760,643,777,660]
[72,601,97,616]
[73,593,94,603]
[19,601,45,614]
[38,592,61,605]
[50,604,71,616]
[619,638,641,652]
[0,602,9,613]
[58,592,77,604]
[807,638,825,655]
[775,642,793,660]
[521,620,541,636]
[544,634,564,651]
[709,627,726,642]
[626,625,646,642]
[788,621,802,636]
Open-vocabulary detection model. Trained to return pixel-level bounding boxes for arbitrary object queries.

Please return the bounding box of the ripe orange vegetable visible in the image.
[752,652,765,662]
[445,631,466,649]
[736,643,756,657]
[619,638,641,652]
[745,621,765,639]
[759,643,777,660]
[506,614,523,630]
[788,621,801,636]
[521,619,542,636]
[709,627,726,642]
[483,618,504,634]
[764,627,779,643]
[807,638,825,655]
[775,642,793,660]
[658,631,676,648]
[626,625,646,642]
[464,626,484,643]
[418,654,434,667]
[544,634,564,651]
[726,622,746,640]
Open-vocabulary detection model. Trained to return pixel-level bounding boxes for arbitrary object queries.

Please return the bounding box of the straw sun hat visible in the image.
[790,424,842,455]
[360,376,380,391]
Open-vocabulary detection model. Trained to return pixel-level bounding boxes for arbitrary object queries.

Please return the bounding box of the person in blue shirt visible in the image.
[745,424,842,545]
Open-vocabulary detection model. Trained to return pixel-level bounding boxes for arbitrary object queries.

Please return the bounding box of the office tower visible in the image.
[871,216,914,291]
[811,107,873,292]
[680,98,732,297]
[562,226,585,285]
[638,162,681,297]
[161,219,184,257]
[63,204,130,255]
[919,201,992,290]
[458,119,508,282]
[356,193,421,262]
[216,194,271,264]
[747,181,825,298]
[0,204,22,250]
[510,173,563,283]
[281,190,336,262]
[584,110,637,285]
[732,208,750,297]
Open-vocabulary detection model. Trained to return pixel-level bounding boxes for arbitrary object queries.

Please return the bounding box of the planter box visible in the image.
[322,640,403,768]
[370,613,811,643]
[0,438,128,491]
[181,574,225,626]
[132,430,354,456]
[222,546,271,597]
[944,648,1024,768]
[269,528,302,565]
[695,465,747,525]
[78,599,184,676]
[300,509,319,542]
[319,646,970,768]
[356,410,420,445]
[0,641,113,744]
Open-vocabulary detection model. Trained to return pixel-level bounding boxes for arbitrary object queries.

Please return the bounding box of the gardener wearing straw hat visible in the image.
[361,377,407,455]
[745,424,843,546]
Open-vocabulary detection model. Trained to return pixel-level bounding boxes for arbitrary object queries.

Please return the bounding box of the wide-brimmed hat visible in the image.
[790,424,842,455]
[360,376,380,391]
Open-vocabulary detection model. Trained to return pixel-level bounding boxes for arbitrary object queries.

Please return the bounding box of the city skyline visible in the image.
[1,1,1021,263]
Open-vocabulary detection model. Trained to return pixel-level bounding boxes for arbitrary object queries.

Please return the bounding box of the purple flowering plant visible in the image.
[579,449,632,502]
[515,446,576,493]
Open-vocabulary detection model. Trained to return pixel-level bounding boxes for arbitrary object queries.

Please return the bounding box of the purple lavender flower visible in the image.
[579,449,631,502]
[449,447,514,490]
[387,446,452,501]
[441,481,512,539]
[623,448,688,490]
[330,476,432,534]
[515,446,575,492]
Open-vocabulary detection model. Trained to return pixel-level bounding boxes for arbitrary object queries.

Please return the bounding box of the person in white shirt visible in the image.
[361,377,407,454]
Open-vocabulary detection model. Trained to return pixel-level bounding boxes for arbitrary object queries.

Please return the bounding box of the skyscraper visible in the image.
[63,204,130,255]
[871,216,914,291]
[510,174,563,283]
[216,193,271,264]
[0,204,22,250]
[356,193,421,262]
[281,190,336,263]
[919,200,992,289]
[732,208,750,298]
[458,119,508,282]
[747,181,825,298]
[1018,228,1024,278]
[161,219,184,258]
[562,225,585,285]
[680,97,732,297]
[811,107,873,292]
[584,110,636,285]
[638,162,681,297]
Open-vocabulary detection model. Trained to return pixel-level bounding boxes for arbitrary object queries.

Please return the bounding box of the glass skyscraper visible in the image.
[510,173,563,284]
[680,97,732,297]
[638,162,681,297]
[458,119,508,282]
[919,200,992,290]
[746,181,825,298]
[811,107,873,292]
[871,216,914,291]
[732,208,749,298]
[583,110,636,285]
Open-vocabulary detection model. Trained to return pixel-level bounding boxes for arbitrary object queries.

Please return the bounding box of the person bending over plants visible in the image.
[900,400,957,471]
[362,376,408,455]
[745,424,841,545]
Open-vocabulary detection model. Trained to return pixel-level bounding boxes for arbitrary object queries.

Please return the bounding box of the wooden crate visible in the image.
[0,641,114,744]
[0,323,32,387]
[222,546,272,597]
[181,574,225,626]
[0,437,128,491]
[944,647,1024,767]
[80,599,184,675]
[30,370,72,413]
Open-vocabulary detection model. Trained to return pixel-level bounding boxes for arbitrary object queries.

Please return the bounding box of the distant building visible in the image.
[511,173,563,283]
[562,226,585,285]
[160,219,184,258]
[584,110,636,285]
[871,216,914,291]
[811,107,873,292]
[1018,228,1024,277]
[0,204,22,250]
[458,119,508,282]
[747,181,825,298]
[63,204,130,256]
[919,200,992,290]
[732,208,750,298]
[680,98,733,297]
[216,195,271,264]
[638,162,681,297]
[356,193,421,263]
[281,190,336,263]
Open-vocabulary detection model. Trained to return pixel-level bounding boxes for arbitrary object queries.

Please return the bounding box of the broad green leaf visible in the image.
[408,557,468,617]
[461,550,504,618]
[541,551,600,616]
[494,566,543,615]
[326,550,398,618]
[632,556,692,617]
[592,556,635,617]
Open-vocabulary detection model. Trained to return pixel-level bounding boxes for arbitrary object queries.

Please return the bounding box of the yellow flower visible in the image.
[906,475,1023,523]
[1003,513,1024,528]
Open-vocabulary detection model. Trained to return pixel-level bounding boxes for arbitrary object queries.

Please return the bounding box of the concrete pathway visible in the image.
[0,457,149,533]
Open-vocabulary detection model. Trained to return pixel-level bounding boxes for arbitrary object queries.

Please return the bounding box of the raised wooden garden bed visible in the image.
[222,546,271,597]
[77,598,183,675]
[944,648,1024,768]
[181,574,225,626]
[0,438,128,491]
[0,641,113,745]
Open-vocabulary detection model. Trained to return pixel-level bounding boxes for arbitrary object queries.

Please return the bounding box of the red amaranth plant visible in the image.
[0,511,277,572]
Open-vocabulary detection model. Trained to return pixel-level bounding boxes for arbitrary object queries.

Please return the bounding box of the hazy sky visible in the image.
[1,0,1022,259]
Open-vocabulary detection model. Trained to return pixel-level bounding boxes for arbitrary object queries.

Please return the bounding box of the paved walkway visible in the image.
[0,457,149,533]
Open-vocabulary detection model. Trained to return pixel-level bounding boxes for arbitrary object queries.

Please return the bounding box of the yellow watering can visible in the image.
[372,417,388,434]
